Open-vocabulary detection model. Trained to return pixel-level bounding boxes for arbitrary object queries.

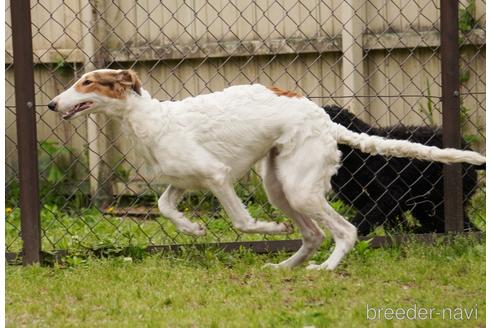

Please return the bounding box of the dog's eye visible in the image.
[82,80,93,86]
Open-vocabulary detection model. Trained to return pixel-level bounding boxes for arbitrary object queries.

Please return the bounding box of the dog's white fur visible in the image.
[51,69,486,270]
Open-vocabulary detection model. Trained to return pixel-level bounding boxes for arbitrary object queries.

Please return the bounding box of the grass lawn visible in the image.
[6,236,485,327]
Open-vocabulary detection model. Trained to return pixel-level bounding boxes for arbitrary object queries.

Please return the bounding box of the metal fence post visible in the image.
[440,0,464,232]
[10,0,42,264]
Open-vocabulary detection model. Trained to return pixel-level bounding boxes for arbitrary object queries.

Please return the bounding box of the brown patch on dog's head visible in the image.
[75,69,142,99]
[268,86,302,98]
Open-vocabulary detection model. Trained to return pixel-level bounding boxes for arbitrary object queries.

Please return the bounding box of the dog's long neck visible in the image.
[120,90,169,135]
[117,89,173,164]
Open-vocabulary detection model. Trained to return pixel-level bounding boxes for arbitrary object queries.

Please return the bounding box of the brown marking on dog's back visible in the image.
[268,86,302,98]
[75,70,141,99]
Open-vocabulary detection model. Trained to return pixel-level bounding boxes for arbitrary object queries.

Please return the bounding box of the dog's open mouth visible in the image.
[62,101,94,119]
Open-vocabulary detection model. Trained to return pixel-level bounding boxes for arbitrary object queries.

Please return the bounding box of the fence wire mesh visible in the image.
[5,0,485,253]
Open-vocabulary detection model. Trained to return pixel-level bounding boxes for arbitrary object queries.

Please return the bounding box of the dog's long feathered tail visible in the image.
[332,123,486,165]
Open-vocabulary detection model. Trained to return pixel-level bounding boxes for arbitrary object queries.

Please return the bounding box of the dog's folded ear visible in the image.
[117,69,142,96]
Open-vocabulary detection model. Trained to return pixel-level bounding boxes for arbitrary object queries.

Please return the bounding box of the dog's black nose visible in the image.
[47,101,57,111]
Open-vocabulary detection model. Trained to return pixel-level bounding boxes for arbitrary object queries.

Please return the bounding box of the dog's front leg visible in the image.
[207,181,293,234]
[158,185,206,236]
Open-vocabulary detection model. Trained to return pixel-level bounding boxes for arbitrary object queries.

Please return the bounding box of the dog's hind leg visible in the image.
[275,137,357,270]
[261,149,325,269]
[304,202,358,270]
[282,186,357,270]
[158,185,206,236]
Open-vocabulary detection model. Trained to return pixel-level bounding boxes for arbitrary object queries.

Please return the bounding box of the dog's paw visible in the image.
[262,262,283,269]
[279,222,294,234]
[180,222,207,236]
[306,262,336,271]
[306,263,322,271]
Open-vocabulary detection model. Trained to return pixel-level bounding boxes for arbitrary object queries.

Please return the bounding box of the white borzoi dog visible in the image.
[48,69,486,270]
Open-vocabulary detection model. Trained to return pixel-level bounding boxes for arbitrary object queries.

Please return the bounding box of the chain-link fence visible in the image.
[6,0,485,259]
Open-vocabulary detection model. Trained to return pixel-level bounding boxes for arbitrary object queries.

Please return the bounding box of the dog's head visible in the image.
[48,69,142,119]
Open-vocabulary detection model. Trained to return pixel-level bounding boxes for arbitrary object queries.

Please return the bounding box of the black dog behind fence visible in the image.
[6,0,485,265]
[325,105,483,235]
